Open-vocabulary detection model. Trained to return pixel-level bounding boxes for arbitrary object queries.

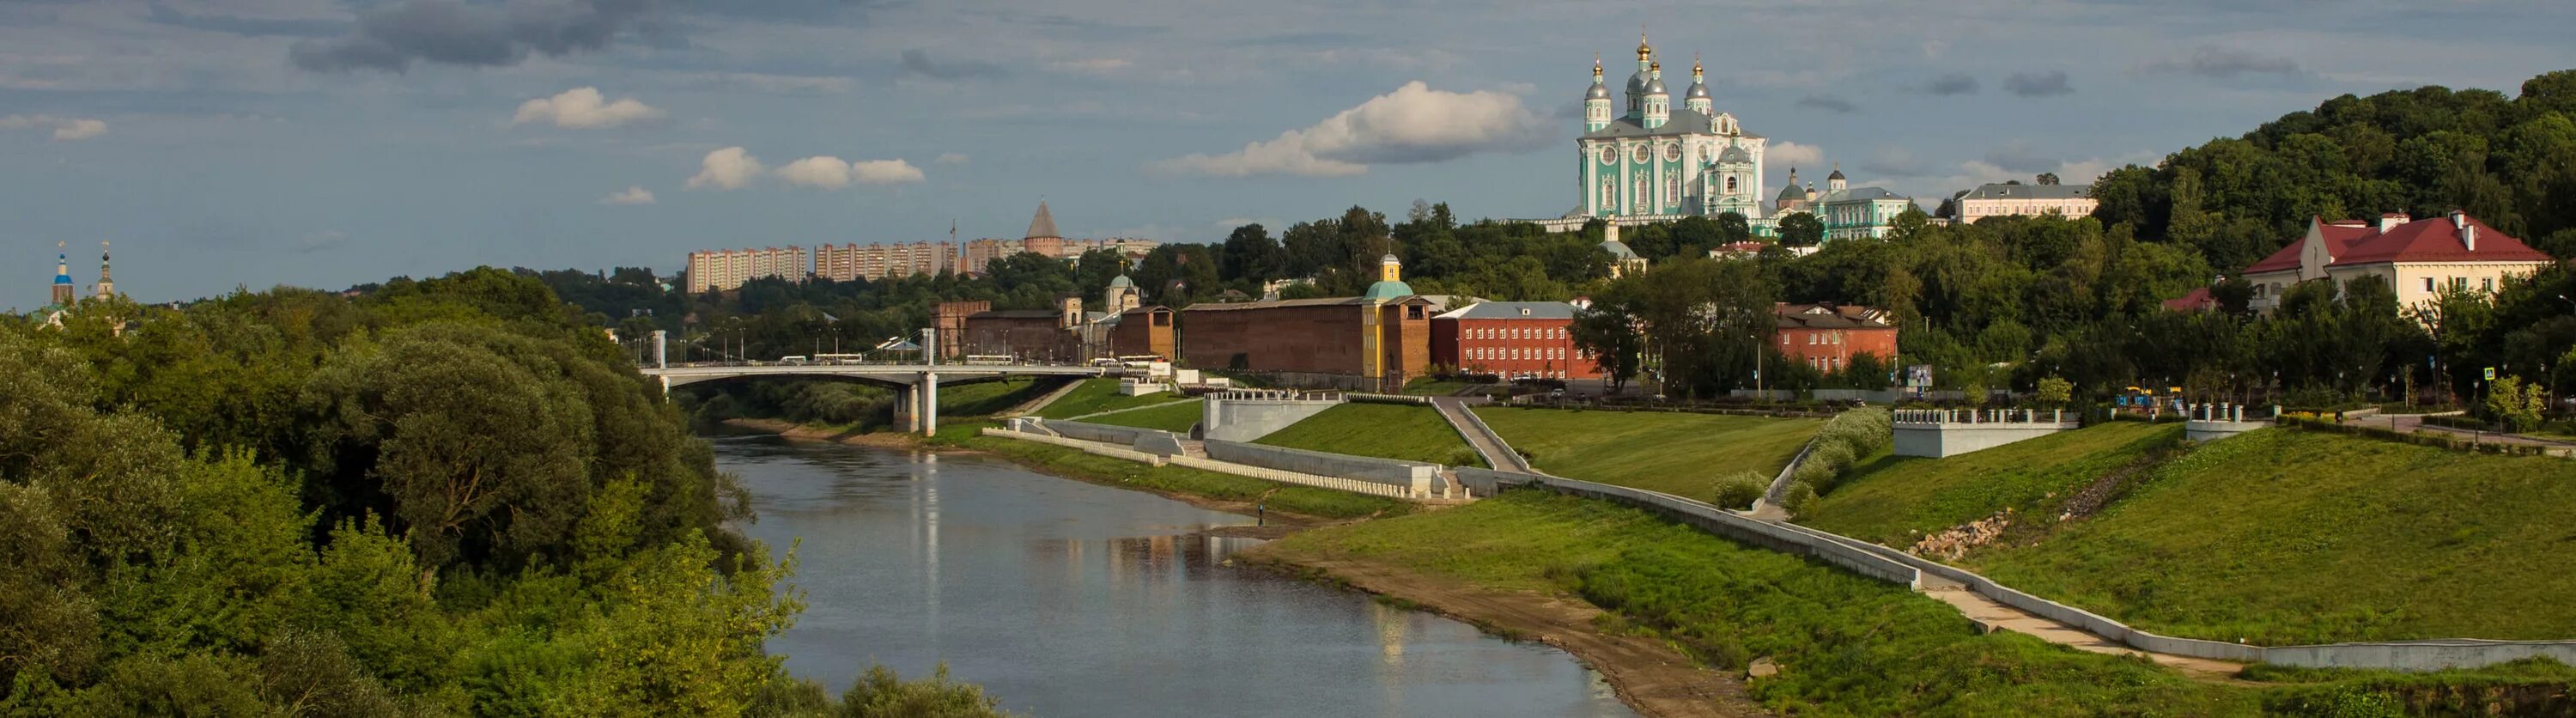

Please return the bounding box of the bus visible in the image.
[961,355,1013,366]
[811,353,866,365]
[778,356,810,365]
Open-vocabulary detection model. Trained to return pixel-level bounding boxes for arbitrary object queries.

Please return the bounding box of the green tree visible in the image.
[1777,213,1825,247]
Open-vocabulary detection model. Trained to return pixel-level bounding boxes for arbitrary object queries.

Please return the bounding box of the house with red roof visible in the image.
[2241,210,2554,313]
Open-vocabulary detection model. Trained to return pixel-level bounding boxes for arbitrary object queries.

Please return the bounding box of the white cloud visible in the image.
[1768,141,1826,171]
[601,186,656,205]
[513,87,665,129]
[687,147,763,190]
[775,155,926,188]
[935,152,969,165]
[1151,81,1547,178]
[0,114,107,141]
[295,229,348,253]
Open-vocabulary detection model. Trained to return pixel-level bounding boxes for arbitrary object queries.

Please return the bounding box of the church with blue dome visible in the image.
[1572,34,1771,226]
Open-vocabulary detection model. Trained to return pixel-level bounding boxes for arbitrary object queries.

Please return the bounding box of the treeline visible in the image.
[3,269,999,715]
[2093,70,2576,269]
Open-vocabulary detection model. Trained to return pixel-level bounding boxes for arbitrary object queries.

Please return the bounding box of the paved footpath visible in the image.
[2341,413,2576,455]
[1422,400,2250,680]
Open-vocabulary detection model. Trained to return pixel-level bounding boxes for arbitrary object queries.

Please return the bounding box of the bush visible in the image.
[1781,480,1820,518]
[1711,472,1767,510]
[1793,405,1890,496]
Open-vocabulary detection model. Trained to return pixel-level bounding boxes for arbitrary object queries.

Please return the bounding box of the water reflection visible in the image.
[720,435,1633,718]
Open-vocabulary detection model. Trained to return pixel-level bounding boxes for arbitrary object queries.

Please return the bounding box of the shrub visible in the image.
[1793,405,1890,496]
[1781,480,1820,518]
[1711,472,1767,510]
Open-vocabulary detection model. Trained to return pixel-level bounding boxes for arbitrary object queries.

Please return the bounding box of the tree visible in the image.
[1777,213,1825,247]
[2484,375,2545,431]
[1569,301,1644,393]
[2036,173,2062,186]
[2036,376,2074,405]
[1073,247,1128,295]
[1217,224,1285,284]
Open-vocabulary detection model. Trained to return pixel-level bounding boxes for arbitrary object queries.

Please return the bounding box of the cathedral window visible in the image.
[1725,176,1738,194]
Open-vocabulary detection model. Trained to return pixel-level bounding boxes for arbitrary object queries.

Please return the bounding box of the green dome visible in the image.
[1360,279,1414,302]
[1109,275,1133,288]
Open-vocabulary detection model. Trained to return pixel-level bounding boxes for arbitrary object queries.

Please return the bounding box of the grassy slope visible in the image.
[936,376,1062,417]
[931,419,1411,520]
[1801,422,2182,545]
[1255,491,2256,715]
[1400,379,1473,397]
[1253,403,1481,467]
[1474,407,1817,496]
[1967,428,2576,645]
[1035,379,1182,419]
[1081,399,1203,433]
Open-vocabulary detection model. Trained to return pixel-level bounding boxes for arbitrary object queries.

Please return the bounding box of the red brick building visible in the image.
[1431,301,1601,380]
[1773,303,1896,374]
[1107,306,1176,359]
[1178,255,1432,390]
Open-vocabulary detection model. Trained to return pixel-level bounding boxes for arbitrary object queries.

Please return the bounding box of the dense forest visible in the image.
[3,269,998,715]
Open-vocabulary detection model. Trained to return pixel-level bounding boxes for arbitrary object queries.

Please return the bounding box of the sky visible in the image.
[7,0,2575,308]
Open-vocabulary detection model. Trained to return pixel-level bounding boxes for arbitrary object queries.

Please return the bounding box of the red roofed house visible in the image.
[2242,210,2554,313]
[1773,303,1898,374]
[2162,286,2219,312]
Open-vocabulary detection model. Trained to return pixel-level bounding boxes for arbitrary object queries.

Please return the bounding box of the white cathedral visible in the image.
[1572,34,1769,224]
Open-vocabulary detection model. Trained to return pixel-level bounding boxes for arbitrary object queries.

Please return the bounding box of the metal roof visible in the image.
[1957,183,2091,200]
[1433,301,1578,320]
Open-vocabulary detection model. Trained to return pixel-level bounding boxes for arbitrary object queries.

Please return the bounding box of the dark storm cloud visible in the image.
[289,0,659,72]
[2145,46,2302,78]
[1926,72,1978,95]
[2003,70,2074,97]
[1795,94,1856,113]
[899,49,1005,80]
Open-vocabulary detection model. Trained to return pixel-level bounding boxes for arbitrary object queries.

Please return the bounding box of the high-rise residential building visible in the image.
[959,202,1159,275]
[685,246,809,293]
[815,241,958,282]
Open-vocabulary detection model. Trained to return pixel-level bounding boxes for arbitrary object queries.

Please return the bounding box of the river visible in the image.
[718,435,1637,717]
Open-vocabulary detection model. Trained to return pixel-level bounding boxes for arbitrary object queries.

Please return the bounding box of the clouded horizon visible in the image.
[6,0,2573,307]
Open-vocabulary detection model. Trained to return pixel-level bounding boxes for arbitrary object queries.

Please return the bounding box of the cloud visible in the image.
[1048,58,1132,75]
[1861,148,1929,178]
[1926,73,1979,95]
[1983,141,2058,173]
[601,186,656,204]
[295,230,349,253]
[0,115,106,141]
[2143,46,2302,79]
[145,3,348,39]
[2003,70,2075,97]
[1795,94,1857,113]
[900,48,1005,79]
[675,71,852,94]
[513,87,665,129]
[687,147,763,190]
[1151,82,1547,178]
[935,152,969,165]
[289,0,657,73]
[1768,141,1826,170]
[775,156,926,188]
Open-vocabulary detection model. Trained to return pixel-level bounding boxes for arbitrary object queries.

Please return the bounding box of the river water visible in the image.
[718,435,1636,717]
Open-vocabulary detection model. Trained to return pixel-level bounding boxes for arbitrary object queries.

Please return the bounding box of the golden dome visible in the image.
[1636,31,1651,60]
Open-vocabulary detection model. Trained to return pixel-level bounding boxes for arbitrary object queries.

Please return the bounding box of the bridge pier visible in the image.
[920,371,939,436]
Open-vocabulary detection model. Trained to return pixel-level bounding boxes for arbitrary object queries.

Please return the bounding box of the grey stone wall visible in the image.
[1202,440,1437,490]
[1200,397,1342,442]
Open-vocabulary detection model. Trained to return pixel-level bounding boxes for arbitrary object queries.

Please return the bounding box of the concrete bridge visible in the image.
[640,362,1115,435]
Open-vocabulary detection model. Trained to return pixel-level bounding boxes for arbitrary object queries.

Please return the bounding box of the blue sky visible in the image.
[7,0,2574,307]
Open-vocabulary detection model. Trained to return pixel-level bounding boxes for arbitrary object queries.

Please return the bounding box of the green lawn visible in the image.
[1473,407,1817,497]
[935,420,1411,520]
[1252,491,2261,715]
[1400,379,1474,397]
[1080,399,1204,433]
[936,376,1065,417]
[1035,378,1183,419]
[1966,428,2576,645]
[1800,422,2183,546]
[1253,403,1481,467]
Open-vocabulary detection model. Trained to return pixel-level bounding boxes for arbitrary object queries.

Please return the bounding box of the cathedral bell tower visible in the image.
[1583,56,1612,132]
[94,240,113,300]
[51,242,76,307]
[1683,56,1713,118]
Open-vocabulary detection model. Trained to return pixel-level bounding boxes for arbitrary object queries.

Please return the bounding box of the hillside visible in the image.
[1253,403,1482,466]
[1963,428,2576,645]
[1801,421,2184,546]
[1475,408,1817,497]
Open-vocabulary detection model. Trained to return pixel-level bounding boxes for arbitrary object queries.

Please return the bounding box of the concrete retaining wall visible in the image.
[1492,474,1921,587]
[1452,467,1524,496]
[1890,411,2079,458]
[1200,397,1342,442]
[1164,455,1419,500]
[1203,441,1436,496]
[1048,420,1157,447]
[983,429,1170,465]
